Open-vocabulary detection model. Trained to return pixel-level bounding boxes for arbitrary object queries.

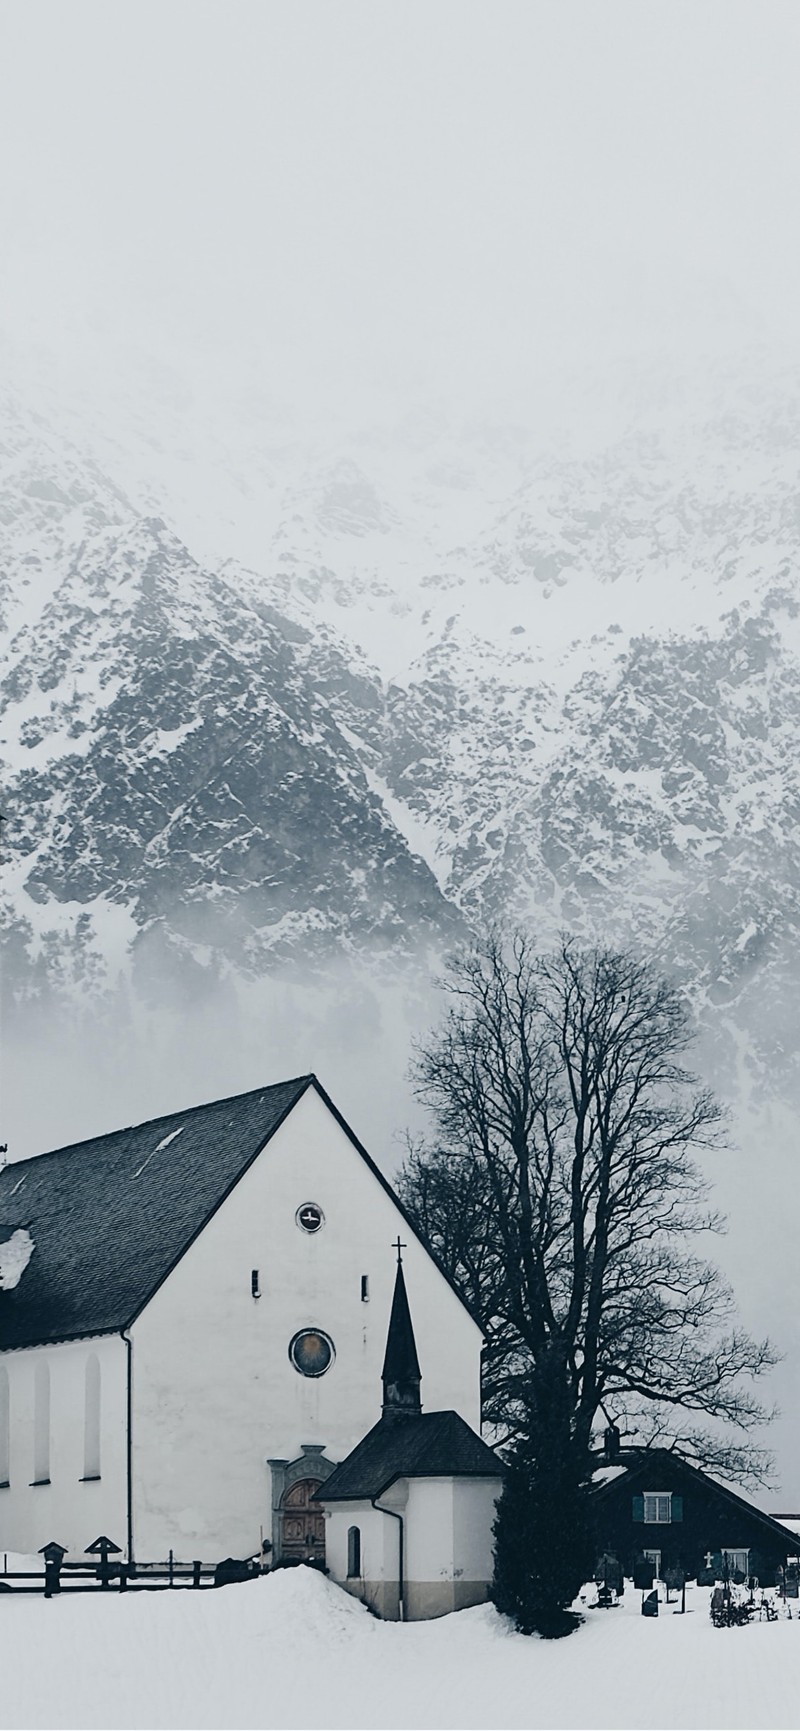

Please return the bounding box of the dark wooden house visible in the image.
[591,1447,800,1586]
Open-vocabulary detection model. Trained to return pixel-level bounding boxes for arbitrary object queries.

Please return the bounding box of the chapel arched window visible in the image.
[347,1525,361,1578]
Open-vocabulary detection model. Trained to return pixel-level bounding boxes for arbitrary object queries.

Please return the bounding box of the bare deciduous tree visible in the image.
[399,932,778,1485]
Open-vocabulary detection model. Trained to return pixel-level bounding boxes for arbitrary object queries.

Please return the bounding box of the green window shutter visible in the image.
[632,1494,644,1522]
[672,1495,683,1522]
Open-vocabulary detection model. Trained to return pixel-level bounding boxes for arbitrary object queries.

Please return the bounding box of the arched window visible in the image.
[33,1360,50,1484]
[83,1354,101,1480]
[0,1366,9,1486]
[347,1525,361,1579]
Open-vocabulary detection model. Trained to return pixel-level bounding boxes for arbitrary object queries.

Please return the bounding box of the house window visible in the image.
[644,1549,662,1579]
[643,1492,672,1524]
[82,1354,101,1480]
[347,1525,361,1578]
[0,1366,9,1486]
[32,1360,50,1484]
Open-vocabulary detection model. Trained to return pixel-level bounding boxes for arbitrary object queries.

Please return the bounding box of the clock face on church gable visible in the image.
[289,1329,335,1377]
[296,1202,324,1233]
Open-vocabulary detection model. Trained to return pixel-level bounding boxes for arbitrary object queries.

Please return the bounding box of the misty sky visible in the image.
[1,0,799,414]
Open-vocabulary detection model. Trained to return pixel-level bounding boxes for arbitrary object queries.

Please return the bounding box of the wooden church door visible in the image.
[280,1478,326,1563]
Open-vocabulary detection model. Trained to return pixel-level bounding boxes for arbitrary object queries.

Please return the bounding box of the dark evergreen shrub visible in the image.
[492,1355,594,1637]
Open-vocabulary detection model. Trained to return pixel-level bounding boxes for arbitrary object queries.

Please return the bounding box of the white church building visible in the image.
[0,1074,503,1617]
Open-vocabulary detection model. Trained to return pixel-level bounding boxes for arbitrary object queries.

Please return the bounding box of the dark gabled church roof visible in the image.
[0,1066,481,1350]
[321,1410,504,1501]
[0,1074,481,1353]
[0,1076,313,1350]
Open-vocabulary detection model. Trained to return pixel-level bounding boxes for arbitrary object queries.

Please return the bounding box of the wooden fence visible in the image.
[0,1547,260,1597]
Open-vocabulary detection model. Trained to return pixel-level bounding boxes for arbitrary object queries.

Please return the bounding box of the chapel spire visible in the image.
[381,1239,422,1420]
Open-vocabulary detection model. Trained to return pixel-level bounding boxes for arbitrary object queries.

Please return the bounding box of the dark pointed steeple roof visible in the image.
[322,1247,504,1502]
[381,1248,422,1418]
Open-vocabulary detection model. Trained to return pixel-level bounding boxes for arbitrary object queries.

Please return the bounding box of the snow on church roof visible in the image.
[0,1076,313,1349]
[0,1227,35,1290]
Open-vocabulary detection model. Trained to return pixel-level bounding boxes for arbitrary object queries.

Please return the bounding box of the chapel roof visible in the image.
[321,1409,504,1501]
[0,1074,312,1350]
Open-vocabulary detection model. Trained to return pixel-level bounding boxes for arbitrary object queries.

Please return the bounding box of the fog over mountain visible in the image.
[1,0,799,1500]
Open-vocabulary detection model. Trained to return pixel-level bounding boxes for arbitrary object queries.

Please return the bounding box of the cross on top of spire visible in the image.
[392,1236,406,1265]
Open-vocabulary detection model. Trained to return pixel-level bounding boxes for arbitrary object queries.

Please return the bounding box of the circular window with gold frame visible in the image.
[289,1329,335,1377]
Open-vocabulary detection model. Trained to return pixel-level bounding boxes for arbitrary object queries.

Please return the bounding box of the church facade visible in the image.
[0,1075,484,1573]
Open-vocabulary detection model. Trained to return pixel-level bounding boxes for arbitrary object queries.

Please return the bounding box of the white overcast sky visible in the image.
[1,0,799,414]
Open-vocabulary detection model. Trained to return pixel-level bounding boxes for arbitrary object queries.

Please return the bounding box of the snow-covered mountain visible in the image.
[3,336,800,1121]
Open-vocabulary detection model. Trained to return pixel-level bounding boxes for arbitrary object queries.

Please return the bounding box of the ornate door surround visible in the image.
[268,1444,337,1562]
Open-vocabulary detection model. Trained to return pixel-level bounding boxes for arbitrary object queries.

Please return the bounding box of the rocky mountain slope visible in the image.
[0,414,459,1017]
[2,342,800,1116]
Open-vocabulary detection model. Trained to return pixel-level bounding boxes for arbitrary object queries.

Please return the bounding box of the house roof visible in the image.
[0,1074,480,1352]
[321,1410,504,1501]
[590,1448,800,1554]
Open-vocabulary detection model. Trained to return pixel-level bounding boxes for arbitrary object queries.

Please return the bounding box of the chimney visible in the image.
[604,1424,621,1464]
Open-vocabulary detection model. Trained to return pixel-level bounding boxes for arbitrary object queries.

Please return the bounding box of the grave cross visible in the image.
[87,1534,122,1589]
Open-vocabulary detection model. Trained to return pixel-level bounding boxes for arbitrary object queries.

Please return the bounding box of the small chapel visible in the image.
[322,1245,503,1618]
[0,1073,502,1617]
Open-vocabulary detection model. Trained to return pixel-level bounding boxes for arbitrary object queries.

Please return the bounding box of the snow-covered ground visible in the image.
[1,1567,798,1731]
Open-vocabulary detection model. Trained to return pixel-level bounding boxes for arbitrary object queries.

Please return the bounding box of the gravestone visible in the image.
[595,1553,623,1594]
[641,1589,659,1617]
[663,1564,685,1605]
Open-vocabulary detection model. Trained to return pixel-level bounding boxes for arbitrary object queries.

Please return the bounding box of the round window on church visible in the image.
[296,1203,325,1234]
[289,1329,335,1377]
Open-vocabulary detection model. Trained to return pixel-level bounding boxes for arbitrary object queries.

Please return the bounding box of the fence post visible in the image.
[40,1541,67,1599]
[169,1549,174,1588]
[192,1560,202,1589]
